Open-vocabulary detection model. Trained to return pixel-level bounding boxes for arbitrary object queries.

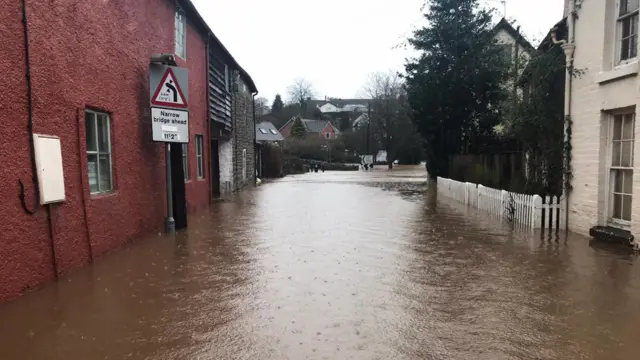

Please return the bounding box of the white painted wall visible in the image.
[219,138,234,196]
[569,0,640,243]
[319,103,339,113]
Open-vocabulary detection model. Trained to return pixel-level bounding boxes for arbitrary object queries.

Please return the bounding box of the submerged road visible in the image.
[1,166,640,359]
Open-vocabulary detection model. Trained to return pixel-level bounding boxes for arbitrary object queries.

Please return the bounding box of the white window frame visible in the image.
[616,0,639,65]
[175,6,186,59]
[608,111,635,227]
[85,109,113,195]
[195,135,204,179]
[182,143,189,181]
[242,148,247,181]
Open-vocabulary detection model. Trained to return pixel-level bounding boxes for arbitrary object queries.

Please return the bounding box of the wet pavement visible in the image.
[1,165,640,360]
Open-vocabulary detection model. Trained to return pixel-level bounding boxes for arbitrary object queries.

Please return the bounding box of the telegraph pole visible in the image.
[367,102,371,155]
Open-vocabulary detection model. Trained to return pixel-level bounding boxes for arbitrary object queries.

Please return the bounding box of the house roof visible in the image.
[517,17,567,86]
[493,18,536,54]
[305,99,371,111]
[256,121,284,142]
[301,119,333,133]
[352,114,369,128]
[180,0,258,93]
[280,117,340,134]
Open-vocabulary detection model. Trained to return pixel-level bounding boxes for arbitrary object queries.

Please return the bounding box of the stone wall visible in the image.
[232,77,256,191]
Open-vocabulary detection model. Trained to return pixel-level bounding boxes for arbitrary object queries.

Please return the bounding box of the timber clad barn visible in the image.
[0,0,258,303]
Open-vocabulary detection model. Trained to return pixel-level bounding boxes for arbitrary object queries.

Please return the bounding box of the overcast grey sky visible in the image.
[192,0,565,103]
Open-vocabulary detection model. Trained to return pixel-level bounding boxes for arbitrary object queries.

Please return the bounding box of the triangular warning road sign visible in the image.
[151,68,188,109]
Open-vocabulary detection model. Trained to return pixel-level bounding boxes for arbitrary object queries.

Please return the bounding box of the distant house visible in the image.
[255,121,284,178]
[493,18,535,95]
[493,18,535,67]
[279,117,340,140]
[256,121,284,143]
[303,98,371,131]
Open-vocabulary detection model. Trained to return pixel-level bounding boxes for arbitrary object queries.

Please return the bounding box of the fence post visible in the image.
[532,195,542,229]
[500,190,508,220]
[477,185,483,209]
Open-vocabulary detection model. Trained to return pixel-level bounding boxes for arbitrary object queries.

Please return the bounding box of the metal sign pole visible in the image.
[149,63,189,234]
[165,143,175,233]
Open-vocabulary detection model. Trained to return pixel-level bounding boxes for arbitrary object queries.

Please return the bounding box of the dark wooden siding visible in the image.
[208,41,233,131]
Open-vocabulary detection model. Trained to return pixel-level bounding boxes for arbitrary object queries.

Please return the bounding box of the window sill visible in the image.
[608,220,631,230]
[90,191,117,200]
[596,61,639,84]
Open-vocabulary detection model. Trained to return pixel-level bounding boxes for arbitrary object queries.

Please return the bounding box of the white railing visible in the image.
[437,177,566,231]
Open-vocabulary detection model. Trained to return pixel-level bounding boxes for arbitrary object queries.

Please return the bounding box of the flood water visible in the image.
[1,166,640,360]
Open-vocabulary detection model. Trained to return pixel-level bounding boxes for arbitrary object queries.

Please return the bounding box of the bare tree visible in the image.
[255,96,270,116]
[361,71,420,168]
[287,78,316,105]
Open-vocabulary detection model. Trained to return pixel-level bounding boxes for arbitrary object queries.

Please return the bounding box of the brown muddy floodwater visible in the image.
[1,165,640,360]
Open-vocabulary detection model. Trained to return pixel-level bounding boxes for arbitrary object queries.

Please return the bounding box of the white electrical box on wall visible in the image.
[33,134,66,204]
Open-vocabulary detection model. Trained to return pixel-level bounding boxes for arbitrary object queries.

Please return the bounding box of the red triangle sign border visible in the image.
[151,67,188,109]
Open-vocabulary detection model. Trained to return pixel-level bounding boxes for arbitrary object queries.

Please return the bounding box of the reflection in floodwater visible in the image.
[0,166,639,359]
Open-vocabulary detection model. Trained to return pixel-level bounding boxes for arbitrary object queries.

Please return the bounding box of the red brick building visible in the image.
[0,0,257,302]
[279,117,340,139]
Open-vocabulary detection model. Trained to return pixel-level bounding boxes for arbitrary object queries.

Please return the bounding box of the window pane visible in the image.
[85,112,97,151]
[623,194,633,220]
[97,114,110,152]
[621,0,639,16]
[612,142,622,166]
[98,154,112,193]
[197,159,203,178]
[621,37,631,60]
[623,115,635,139]
[623,18,632,37]
[623,170,634,194]
[613,193,623,219]
[622,141,633,166]
[615,170,624,192]
[631,35,638,58]
[87,153,98,193]
[614,115,623,140]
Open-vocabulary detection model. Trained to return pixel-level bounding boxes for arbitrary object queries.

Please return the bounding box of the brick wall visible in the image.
[232,77,255,190]
[569,0,640,242]
[0,0,210,302]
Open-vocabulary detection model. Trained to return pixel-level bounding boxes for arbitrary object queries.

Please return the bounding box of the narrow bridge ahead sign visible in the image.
[150,67,188,109]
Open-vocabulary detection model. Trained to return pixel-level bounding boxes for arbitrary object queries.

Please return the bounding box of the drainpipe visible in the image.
[205,39,212,203]
[19,0,40,216]
[252,91,258,184]
[557,0,576,232]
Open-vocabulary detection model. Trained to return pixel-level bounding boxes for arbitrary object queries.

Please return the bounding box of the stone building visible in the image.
[232,76,257,191]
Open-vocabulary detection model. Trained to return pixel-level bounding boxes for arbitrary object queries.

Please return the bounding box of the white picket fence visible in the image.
[437,177,566,231]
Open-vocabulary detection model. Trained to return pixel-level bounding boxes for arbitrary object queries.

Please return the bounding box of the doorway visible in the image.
[210,139,220,200]
[169,143,188,230]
